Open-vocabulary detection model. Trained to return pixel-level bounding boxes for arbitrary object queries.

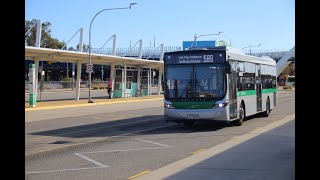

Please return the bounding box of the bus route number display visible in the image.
[165,52,225,64]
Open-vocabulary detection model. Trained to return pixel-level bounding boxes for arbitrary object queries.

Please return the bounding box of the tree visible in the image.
[76,43,90,52]
[25,19,66,49]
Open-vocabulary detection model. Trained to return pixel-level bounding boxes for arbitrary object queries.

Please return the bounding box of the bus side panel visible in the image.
[237,95,257,117]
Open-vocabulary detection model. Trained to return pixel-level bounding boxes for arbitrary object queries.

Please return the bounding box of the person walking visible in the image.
[107,78,112,99]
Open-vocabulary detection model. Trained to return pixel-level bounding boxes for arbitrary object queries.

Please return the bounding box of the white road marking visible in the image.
[74,153,108,167]
[79,146,173,154]
[135,138,171,147]
[26,166,107,174]
[112,124,175,138]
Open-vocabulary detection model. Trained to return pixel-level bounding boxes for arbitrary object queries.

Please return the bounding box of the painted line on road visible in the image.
[79,147,173,154]
[134,114,295,180]
[26,119,175,157]
[25,98,163,111]
[127,170,151,180]
[27,117,163,141]
[135,138,171,148]
[26,166,107,174]
[74,153,108,167]
[112,124,175,138]
[192,148,206,155]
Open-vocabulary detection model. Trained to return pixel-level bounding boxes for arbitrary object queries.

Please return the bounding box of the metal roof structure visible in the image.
[25,46,164,69]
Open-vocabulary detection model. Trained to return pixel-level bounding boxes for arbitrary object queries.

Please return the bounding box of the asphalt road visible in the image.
[25,91,295,180]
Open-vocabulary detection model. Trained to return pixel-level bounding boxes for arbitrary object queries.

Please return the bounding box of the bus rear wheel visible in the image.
[262,99,270,117]
[234,103,245,126]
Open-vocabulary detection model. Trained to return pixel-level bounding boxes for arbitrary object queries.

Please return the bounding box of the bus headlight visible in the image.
[164,103,175,109]
[214,102,228,108]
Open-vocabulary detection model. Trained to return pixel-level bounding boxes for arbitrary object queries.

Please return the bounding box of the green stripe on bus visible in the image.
[262,88,277,94]
[237,90,256,97]
[171,101,216,109]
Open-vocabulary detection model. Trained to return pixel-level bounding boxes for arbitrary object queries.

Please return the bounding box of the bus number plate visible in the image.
[187,114,199,119]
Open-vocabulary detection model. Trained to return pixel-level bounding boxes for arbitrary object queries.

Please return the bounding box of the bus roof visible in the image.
[226,47,276,66]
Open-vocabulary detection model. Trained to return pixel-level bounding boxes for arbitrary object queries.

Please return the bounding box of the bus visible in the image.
[163,46,277,126]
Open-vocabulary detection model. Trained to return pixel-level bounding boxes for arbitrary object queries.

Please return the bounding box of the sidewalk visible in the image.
[25,95,164,111]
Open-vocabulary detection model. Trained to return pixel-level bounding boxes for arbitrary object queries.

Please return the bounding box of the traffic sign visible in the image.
[86,64,93,73]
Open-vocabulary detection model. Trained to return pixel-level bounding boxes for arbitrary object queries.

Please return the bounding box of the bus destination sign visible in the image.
[164,52,225,64]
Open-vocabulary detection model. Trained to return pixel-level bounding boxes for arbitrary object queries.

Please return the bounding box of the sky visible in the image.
[25,0,295,50]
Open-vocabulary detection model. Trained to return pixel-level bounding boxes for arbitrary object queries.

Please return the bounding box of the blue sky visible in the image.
[26,0,295,50]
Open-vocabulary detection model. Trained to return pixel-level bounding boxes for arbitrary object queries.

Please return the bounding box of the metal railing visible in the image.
[25,81,109,92]
[91,46,181,59]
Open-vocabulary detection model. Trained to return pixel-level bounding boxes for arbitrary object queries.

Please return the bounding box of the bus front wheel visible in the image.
[235,103,245,126]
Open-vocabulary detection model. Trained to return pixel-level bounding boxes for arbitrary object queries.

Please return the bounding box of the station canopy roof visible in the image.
[25,46,164,69]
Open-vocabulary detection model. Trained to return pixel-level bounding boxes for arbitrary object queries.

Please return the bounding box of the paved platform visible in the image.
[25,95,163,111]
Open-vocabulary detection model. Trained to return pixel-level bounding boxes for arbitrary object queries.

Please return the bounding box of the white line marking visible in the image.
[26,166,107,174]
[80,146,173,154]
[112,124,175,137]
[74,153,108,167]
[26,122,176,157]
[135,138,171,147]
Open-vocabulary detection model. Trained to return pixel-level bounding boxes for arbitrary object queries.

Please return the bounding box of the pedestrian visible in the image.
[107,78,112,99]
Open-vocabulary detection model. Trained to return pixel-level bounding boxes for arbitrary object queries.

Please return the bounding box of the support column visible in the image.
[110,64,115,98]
[79,28,84,52]
[138,39,143,59]
[148,68,151,96]
[158,67,163,96]
[112,34,116,55]
[159,44,164,61]
[34,20,42,102]
[124,63,127,98]
[137,68,141,96]
[34,59,39,101]
[75,61,82,101]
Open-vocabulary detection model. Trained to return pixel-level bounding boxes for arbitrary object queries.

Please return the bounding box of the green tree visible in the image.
[25,19,66,49]
[76,43,90,52]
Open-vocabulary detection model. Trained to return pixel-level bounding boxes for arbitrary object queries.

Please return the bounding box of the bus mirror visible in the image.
[225,62,232,74]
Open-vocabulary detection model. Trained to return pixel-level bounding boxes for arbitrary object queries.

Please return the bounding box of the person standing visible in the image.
[107,78,112,99]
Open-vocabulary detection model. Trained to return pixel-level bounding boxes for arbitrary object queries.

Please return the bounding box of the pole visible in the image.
[72,63,75,90]
[66,62,69,78]
[28,64,36,107]
[101,65,104,81]
[87,4,137,103]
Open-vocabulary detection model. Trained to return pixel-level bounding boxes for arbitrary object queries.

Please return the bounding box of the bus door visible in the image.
[228,61,237,119]
[256,65,262,111]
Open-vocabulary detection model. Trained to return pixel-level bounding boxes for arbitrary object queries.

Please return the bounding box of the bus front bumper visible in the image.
[164,107,229,122]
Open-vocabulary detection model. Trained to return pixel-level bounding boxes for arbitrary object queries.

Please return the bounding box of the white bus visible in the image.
[163,46,277,126]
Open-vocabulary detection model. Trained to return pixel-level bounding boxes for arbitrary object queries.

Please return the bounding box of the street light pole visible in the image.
[242,44,262,55]
[87,3,137,103]
[192,32,223,48]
